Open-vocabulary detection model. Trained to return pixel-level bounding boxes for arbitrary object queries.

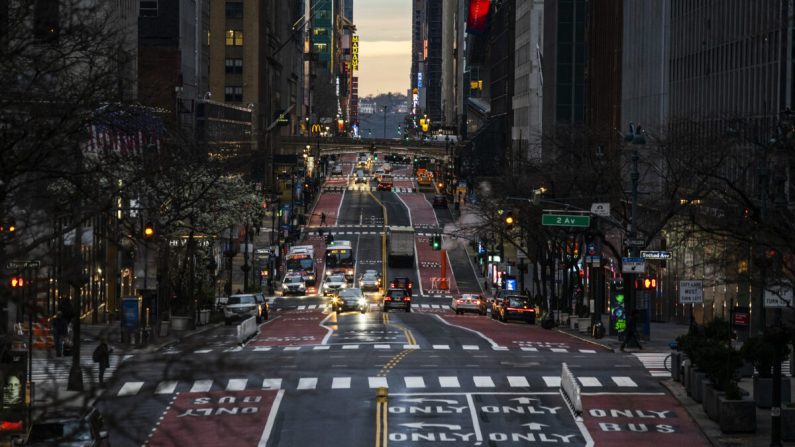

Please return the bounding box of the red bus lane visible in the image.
[393,178,415,189]
[250,310,331,347]
[415,234,459,295]
[582,393,709,445]
[308,191,344,227]
[398,193,437,226]
[436,315,607,352]
[147,389,283,447]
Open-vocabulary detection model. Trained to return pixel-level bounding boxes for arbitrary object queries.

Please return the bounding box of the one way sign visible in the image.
[622,257,645,273]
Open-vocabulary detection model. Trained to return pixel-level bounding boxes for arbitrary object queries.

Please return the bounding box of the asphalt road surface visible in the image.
[95,156,709,446]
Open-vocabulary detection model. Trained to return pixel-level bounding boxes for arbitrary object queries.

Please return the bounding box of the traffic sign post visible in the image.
[678,280,703,304]
[621,257,645,274]
[640,251,672,260]
[541,214,590,228]
[4,260,40,270]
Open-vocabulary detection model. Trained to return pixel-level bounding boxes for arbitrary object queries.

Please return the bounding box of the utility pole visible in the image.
[383,105,388,139]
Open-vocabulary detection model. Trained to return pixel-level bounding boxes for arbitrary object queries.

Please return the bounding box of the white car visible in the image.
[223,294,262,325]
[281,273,307,295]
[323,274,347,296]
[451,293,484,315]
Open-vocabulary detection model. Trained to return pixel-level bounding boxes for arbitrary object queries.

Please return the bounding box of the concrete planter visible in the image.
[782,406,795,441]
[559,313,570,325]
[569,317,577,330]
[752,375,792,408]
[683,360,692,390]
[692,370,707,403]
[702,382,724,422]
[718,396,756,433]
[577,318,590,333]
[671,352,683,382]
[171,316,190,331]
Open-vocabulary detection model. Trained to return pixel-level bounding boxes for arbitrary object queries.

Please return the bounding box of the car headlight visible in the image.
[306,274,315,280]
[282,284,289,290]
[347,269,354,275]
[358,298,367,306]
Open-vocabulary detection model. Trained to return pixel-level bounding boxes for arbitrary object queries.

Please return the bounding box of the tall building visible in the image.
[542,0,587,133]
[423,0,443,123]
[512,0,544,162]
[343,0,353,21]
[410,0,426,115]
[311,0,334,74]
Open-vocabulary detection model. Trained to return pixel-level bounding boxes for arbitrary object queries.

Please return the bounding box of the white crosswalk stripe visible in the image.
[31,355,123,384]
[633,352,671,378]
[113,372,645,397]
[176,343,599,355]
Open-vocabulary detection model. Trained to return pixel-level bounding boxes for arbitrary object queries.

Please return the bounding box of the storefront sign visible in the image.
[351,35,359,71]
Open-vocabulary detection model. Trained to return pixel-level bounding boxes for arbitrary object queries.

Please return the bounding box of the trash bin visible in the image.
[198,309,211,326]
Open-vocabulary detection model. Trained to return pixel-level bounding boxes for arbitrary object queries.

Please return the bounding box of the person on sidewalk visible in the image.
[620,312,643,351]
[93,338,112,387]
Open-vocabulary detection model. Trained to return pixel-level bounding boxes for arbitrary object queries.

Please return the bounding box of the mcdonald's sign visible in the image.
[311,124,322,134]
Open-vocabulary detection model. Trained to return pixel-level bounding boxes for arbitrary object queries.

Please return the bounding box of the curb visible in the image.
[554,328,616,352]
[130,322,224,354]
[659,378,723,447]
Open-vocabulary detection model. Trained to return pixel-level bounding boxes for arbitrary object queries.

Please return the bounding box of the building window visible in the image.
[139,0,158,17]
[225,30,243,46]
[224,86,243,102]
[225,2,243,19]
[225,58,243,74]
[313,43,327,53]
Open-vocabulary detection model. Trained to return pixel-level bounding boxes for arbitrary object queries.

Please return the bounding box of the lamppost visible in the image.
[623,122,646,340]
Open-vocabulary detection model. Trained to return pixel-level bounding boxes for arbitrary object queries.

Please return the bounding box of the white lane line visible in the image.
[369,377,389,388]
[521,347,539,352]
[331,377,351,389]
[612,376,638,387]
[473,376,495,388]
[262,378,282,389]
[462,345,480,350]
[403,344,420,350]
[579,349,597,354]
[154,381,178,395]
[374,345,391,349]
[193,349,212,354]
[284,346,301,351]
[297,305,307,310]
[313,346,331,350]
[578,377,602,387]
[297,378,318,390]
[117,381,144,397]
[543,376,561,387]
[404,376,426,388]
[432,314,500,347]
[492,346,509,351]
[508,376,530,388]
[253,346,272,352]
[432,345,450,350]
[551,348,569,353]
[227,378,248,391]
[190,379,213,392]
[343,345,360,350]
[439,376,461,388]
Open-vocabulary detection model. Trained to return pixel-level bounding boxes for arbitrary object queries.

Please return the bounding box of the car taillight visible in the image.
[390,282,395,288]
[385,297,392,301]
[403,296,411,301]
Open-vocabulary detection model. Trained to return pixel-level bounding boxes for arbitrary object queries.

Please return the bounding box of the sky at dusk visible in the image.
[354,0,411,97]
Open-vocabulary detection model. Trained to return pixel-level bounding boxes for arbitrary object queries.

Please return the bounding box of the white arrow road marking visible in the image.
[510,396,539,404]
[400,423,462,430]
[522,422,549,430]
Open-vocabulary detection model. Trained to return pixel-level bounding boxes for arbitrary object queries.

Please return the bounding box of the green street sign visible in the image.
[541,214,591,228]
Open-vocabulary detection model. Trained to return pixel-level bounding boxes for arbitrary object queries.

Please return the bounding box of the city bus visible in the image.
[285,245,316,285]
[324,240,355,282]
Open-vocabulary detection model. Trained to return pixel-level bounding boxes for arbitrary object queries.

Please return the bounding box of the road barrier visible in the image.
[236,316,258,345]
[560,362,582,417]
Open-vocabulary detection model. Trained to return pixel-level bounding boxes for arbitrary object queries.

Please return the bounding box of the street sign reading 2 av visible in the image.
[541,214,590,228]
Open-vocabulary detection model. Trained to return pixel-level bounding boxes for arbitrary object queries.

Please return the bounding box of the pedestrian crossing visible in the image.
[633,352,792,378]
[178,343,600,355]
[278,303,454,311]
[322,185,415,193]
[31,354,124,384]
[111,373,643,397]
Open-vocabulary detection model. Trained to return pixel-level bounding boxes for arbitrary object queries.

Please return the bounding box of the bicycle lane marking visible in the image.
[580,392,709,446]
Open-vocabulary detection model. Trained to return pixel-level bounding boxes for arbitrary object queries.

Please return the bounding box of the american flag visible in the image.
[83,107,164,155]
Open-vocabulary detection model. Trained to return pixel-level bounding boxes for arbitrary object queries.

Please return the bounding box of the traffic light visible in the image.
[430,235,441,250]
[144,221,155,238]
[638,276,657,289]
[9,276,24,288]
[373,152,378,161]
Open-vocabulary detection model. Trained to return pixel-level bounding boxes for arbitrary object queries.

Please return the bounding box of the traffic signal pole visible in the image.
[439,248,448,290]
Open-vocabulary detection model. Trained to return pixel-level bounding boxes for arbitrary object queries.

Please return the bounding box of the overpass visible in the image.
[279,135,455,159]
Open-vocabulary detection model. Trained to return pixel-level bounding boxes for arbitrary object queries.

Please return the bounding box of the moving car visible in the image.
[389,277,413,296]
[377,174,394,191]
[223,294,266,325]
[354,169,367,184]
[281,272,307,295]
[332,164,343,175]
[432,194,448,209]
[24,407,109,446]
[331,288,368,314]
[451,293,484,315]
[383,288,411,312]
[323,273,347,296]
[492,295,536,324]
[358,271,382,292]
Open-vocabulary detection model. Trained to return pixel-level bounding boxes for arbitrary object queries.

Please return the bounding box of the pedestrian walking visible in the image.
[320,212,327,226]
[52,311,67,357]
[620,312,643,351]
[92,338,112,387]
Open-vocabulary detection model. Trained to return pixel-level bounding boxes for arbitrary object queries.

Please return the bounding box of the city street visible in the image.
[91,160,709,446]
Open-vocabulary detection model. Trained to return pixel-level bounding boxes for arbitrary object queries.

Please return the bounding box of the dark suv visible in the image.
[383,288,411,312]
[389,277,413,296]
[492,295,536,324]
